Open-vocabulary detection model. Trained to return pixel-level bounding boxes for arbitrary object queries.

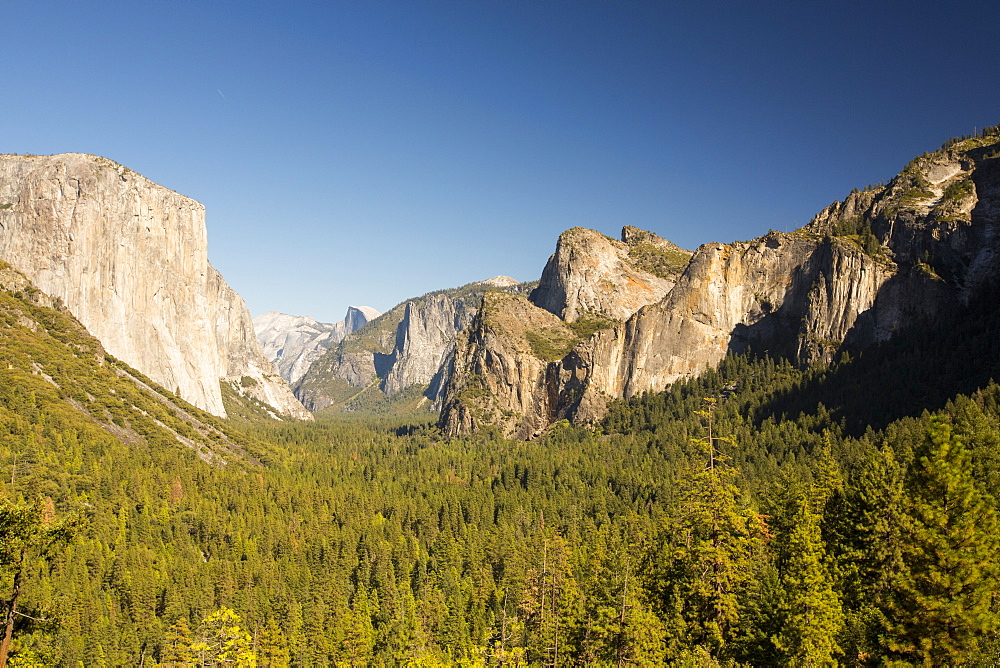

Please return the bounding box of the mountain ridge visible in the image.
[439,129,1000,438]
[294,276,532,413]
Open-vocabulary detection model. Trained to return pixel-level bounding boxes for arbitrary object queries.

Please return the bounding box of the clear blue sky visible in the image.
[3,1,998,323]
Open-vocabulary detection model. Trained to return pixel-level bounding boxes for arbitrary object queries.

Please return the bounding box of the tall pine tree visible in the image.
[655,400,765,660]
[884,419,1000,664]
[774,491,844,665]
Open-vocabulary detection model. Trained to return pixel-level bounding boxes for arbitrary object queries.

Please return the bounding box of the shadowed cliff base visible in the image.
[747,280,1000,437]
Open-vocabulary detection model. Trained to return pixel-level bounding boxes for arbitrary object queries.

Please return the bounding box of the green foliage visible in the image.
[828,445,904,661]
[523,312,614,362]
[942,176,974,202]
[899,185,935,205]
[0,498,79,666]
[255,617,289,667]
[828,216,882,257]
[0,499,77,572]
[627,242,692,279]
[566,312,616,340]
[773,491,844,665]
[336,382,437,418]
[160,617,194,666]
[914,260,943,281]
[883,419,1000,664]
[3,254,1000,663]
[938,125,1000,152]
[190,608,256,667]
[525,326,579,362]
[651,405,766,660]
[219,381,284,423]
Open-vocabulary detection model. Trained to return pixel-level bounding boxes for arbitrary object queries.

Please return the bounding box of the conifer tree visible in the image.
[342,586,376,664]
[190,607,257,667]
[0,498,77,668]
[831,444,904,661]
[774,491,844,665]
[655,400,765,659]
[519,528,578,666]
[884,419,1000,664]
[255,617,290,667]
[160,617,194,667]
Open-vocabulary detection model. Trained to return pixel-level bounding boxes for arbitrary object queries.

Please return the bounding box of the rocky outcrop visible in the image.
[254,306,380,385]
[439,291,577,438]
[295,303,408,411]
[567,233,910,423]
[438,227,694,438]
[346,305,380,334]
[0,153,310,420]
[446,233,899,437]
[806,144,999,290]
[529,226,690,321]
[481,275,520,289]
[439,132,1000,437]
[295,277,529,412]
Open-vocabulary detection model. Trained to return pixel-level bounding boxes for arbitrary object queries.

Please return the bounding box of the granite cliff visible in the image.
[294,277,527,412]
[0,153,310,420]
[254,306,379,385]
[381,295,478,396]
[437,290,579,438]
[440,227,691,438]
[440,131,1000,438]
[0,259,268,465]
[530,225,689,321]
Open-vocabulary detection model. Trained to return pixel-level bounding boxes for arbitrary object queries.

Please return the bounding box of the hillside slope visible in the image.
[0,261,266,469]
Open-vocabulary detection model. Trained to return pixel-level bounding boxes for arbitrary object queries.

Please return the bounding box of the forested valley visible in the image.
[2,268,1000,666]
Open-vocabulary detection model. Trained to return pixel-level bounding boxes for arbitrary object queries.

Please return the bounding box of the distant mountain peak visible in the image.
[480,275,520,288]
[254,305,381,385]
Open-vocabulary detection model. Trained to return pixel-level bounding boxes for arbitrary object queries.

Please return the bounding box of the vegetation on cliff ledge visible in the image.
[627,241,692,279]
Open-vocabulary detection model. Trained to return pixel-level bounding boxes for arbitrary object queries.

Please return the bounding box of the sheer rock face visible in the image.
[439,225,694,439]
[254,306,380,385]
[381,295,477,395]
[346,306,380,334]
[569,233,908,423]
[444,234,902,437]
[439,138,1000,437]
[529,226,688,322]
[0,153,310,419]
[807,147,1000,293]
